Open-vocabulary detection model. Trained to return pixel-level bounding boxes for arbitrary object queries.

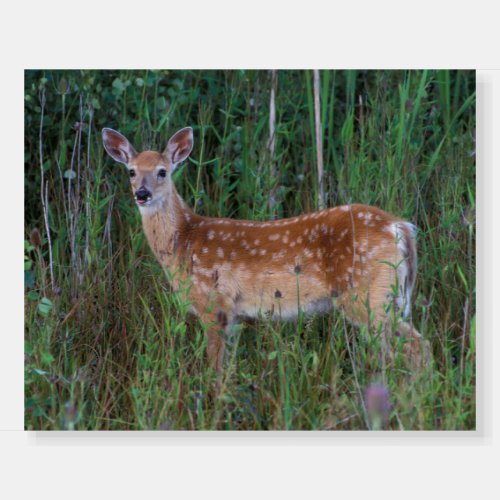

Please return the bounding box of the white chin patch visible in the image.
[137,198,162,214]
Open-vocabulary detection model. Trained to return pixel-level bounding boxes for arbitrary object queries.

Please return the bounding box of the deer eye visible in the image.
[129,169,136,178]
[158,168,167,179]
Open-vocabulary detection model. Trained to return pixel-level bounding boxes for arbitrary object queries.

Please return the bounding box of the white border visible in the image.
[2,1,499,498]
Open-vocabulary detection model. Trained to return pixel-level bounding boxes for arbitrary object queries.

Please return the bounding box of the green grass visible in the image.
[24,70,476,430]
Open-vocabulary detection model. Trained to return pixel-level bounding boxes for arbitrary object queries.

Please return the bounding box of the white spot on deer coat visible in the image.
[272,250,286,261]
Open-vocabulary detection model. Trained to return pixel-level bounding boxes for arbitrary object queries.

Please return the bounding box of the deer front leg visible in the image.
[200,308,232,372]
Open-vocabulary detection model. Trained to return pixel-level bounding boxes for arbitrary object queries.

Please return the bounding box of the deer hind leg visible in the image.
[337,265,430,371]
[390,319,431,370]
[373,279,430,372]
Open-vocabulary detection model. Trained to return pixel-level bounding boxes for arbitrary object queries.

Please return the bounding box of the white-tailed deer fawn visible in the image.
[102,126,430,372]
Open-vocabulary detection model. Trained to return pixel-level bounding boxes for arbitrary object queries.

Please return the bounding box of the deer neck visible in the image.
[139,184,193,275]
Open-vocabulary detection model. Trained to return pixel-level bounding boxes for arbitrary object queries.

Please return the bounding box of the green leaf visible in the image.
[456,264,469,293]
[469,315,476,352]
[58,143,67,170]
[32,367,48,375]
[25,270,34,289]
[41,352,55,365]
[32,407,46,417]
[341,110,354,146]
[112,78,126,94]
[38,297,53,317]
[268,351,278,360]
[312,351,319,370]
[156,96,167,112]
[25,341,34,356]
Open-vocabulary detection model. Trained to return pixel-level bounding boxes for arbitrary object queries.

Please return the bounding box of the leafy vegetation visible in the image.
[24,70,475,430]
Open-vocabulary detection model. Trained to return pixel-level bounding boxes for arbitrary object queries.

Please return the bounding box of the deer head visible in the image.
[102,127,194,210]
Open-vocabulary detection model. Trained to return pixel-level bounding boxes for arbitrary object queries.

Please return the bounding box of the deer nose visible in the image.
[135,186,152,204]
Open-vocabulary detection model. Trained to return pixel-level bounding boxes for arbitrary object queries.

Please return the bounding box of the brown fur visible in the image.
[102,127,430,373]
[131,151,166,171]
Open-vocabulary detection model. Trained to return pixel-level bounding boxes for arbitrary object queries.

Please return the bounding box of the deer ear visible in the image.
[164,127,193,169]
[102,128,137,165]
